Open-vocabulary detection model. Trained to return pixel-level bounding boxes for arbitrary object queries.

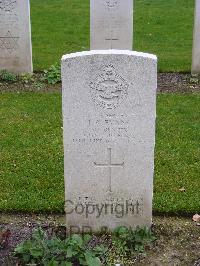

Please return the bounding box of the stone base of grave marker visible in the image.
[62,50,157,233]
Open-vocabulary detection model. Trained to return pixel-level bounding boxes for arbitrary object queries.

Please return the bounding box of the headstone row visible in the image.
[0,0,199,74]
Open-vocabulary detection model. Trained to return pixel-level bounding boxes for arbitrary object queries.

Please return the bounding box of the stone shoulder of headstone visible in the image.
[62,50,157,232]
[62,50,157,60]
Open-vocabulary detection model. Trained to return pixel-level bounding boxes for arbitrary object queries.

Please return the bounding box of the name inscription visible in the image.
[72,114,132,144]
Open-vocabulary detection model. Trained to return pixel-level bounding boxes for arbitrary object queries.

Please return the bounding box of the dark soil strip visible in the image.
[0,214,199,266]
[1,73,200,93]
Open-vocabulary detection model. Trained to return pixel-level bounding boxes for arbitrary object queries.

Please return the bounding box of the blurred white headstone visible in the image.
[192,0,200,73]
[62,50,157,232]
[0,0,32,73]
[90,0,133,50]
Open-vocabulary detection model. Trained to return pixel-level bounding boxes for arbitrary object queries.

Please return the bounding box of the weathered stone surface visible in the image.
[192,0,200,73]
[0,0,32,73]
[62,50,157,232]
[90,0,133,50]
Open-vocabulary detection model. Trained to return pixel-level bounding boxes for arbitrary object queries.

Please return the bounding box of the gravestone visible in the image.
[90,0,133,50]
[192,0,200,73]
[62,50,157,232]
[0,0,32,73]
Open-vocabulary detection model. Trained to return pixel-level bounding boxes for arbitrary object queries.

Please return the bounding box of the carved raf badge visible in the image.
[90,65,129,111]
[105,0,118,8]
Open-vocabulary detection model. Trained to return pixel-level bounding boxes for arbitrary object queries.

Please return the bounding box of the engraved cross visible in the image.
[105,30,119,49]
[94,148,124,192]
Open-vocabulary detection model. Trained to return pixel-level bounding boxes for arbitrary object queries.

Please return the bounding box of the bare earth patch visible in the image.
[0,214,199,265]
[1,73,200,94]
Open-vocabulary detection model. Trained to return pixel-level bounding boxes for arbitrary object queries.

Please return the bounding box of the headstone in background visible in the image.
[0,0,32,73]
[192,0,200,73]
[62,50,157,232]
[90,0,133,50]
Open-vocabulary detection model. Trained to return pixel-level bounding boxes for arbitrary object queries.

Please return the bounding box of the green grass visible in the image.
[155,93,200,214]
[0,93,64,212]
[0,93,199,214]
[30,0,194,72]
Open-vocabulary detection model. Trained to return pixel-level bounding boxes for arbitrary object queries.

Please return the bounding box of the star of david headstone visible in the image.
[0,31,19,52]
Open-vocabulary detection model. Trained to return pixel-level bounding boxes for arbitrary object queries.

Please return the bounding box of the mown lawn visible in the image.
[0,93,199,214]
[30,0,194,72]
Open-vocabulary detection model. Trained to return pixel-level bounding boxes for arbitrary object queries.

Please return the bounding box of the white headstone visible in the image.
[192,0,200,73]
[0,0,32,73]
[90,0,133,50]
[62,50,157,232]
